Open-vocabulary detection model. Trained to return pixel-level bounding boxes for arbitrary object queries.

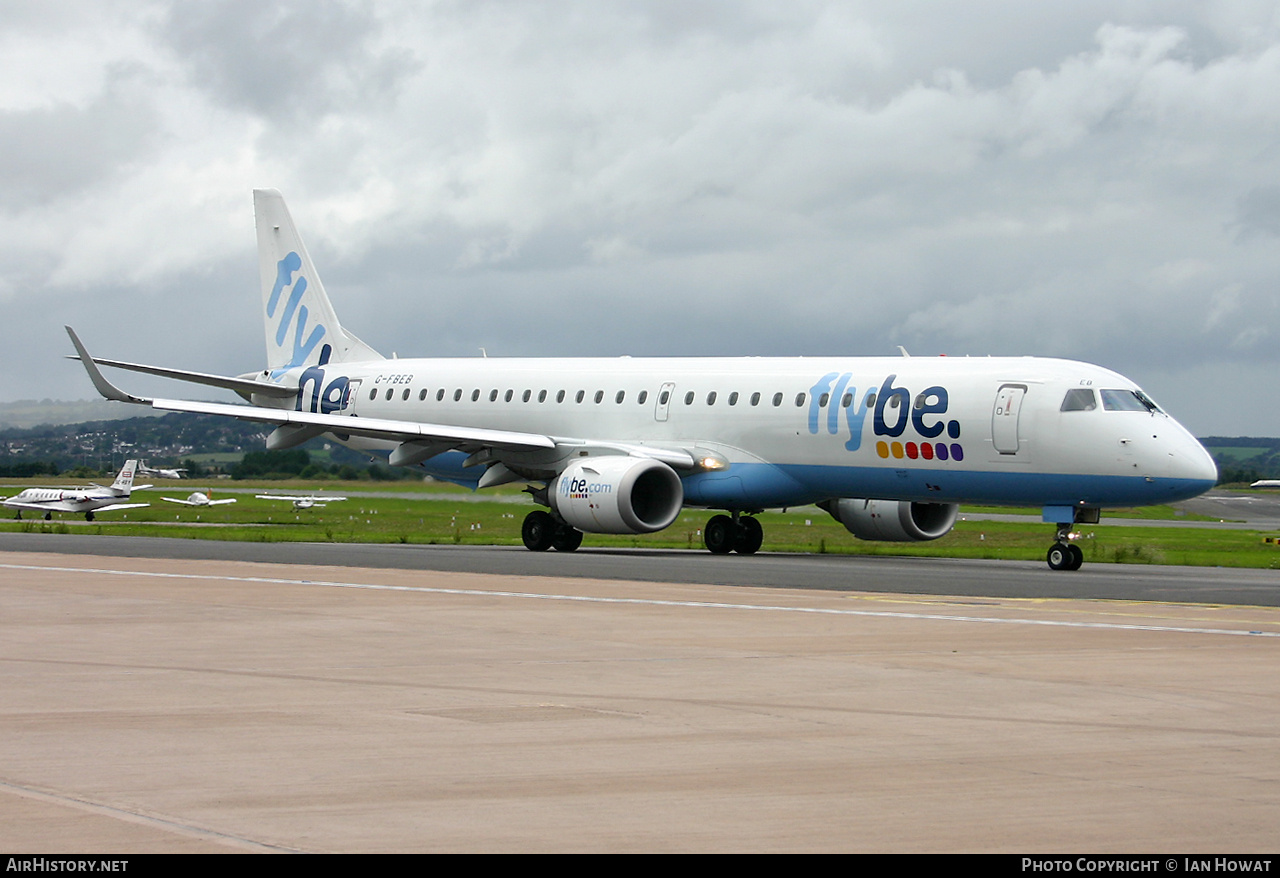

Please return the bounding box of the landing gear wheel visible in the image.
[704,515,736,554]
[551,525,583,552]
[1067,543,1084,570]
[521,510,555,552]
[734,516,763,555]
[84,512,93,522]
[1047,542,1082,571]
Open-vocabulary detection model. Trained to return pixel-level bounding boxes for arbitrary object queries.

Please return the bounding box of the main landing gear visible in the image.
[1046,523,1084,571]
[521,510,583,552]
[703,512,763,555]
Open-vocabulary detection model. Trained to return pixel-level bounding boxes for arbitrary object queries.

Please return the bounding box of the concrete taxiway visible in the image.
[1,544,1278,852]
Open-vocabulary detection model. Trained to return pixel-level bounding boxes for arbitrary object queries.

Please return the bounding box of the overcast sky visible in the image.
[2,1,1278,436]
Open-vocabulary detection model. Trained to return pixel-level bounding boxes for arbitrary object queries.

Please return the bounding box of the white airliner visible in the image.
[3,459,151,520]
[140,460,187,479]
[255,494,346,510]
[66,190,1218,569]
[162,491,236,507]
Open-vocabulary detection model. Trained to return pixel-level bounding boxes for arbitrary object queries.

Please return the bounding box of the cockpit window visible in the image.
[1060,389,1097,412]
[1100,389,1162,413]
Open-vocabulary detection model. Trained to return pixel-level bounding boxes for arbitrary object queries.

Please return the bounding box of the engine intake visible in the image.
[819,498,958,542]
[550,457,684,534]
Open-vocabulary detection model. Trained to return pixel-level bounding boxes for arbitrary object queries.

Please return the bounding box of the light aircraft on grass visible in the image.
[66,189,1218,569]
[2,459,150,521]
[255,494,346,510]
[162,491,236,507]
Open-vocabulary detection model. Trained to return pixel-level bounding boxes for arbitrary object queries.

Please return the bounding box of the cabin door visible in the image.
[655,382,676,422]
[992,384,1027,455]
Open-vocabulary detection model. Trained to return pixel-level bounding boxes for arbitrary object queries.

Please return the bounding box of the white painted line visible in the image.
[4,562,1278,638]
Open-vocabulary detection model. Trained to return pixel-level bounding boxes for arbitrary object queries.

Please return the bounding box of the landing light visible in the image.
[696,455,729,472]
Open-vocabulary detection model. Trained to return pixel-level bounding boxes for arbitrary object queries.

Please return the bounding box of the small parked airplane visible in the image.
[162,491,236,507]
[255,494,346,510]
[66,190,1217,569]
[3,459,150,520]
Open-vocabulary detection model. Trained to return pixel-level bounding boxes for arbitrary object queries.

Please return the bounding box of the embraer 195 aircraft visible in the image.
[67,190,1217,569]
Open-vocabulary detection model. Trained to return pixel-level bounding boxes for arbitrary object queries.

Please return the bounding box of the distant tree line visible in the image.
[0,413,417,481]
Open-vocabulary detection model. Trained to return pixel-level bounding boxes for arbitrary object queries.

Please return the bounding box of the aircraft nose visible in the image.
[1170,433,1218,491]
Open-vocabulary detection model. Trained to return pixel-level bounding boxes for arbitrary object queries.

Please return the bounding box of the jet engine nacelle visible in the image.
[550,457,684,534]
[819,498,959,542]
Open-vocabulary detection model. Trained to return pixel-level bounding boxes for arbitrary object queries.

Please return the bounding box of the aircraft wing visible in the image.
[3,499,79,512]
[68,326,697,471]
[92,503,151,513]
[69,326,558,453]
[65,354,297,398]
[152,397,557,452]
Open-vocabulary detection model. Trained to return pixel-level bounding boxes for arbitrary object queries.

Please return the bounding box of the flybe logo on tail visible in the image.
[268,251,329,370]
[808,373,965,462]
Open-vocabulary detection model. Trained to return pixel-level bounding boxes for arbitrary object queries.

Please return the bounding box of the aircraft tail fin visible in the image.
[254,189,384,372]
[111,460,139,495]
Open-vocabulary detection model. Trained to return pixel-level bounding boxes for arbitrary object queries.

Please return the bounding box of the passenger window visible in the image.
[772,393,783,406]
[454,389,463,402]
[707,391,717,405]
[615,391,625,404]
[522,390,531,402]
[686,391,695,405]
[471,389,480,402]
[490,389,498,402]
[556,390,565,403]
[841,393,852,408]
[402,389,410,401]
[505,389,513,402]
[1061,389,1096,412]
[437,389,446,402]
[659,390,670,405]
[795,393,806,407]
[538,390,547,403]
[750,392,761,406]
[819,392,829,407]
[419,389,428,401]
[594,390,604,404]
[638,390,648,404]
[386,389,394,401]
[369,389,377,401]
[728,392,738,406]
[576,390,585,403]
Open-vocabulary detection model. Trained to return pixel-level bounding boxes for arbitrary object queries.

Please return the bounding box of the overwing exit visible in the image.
[65,190,1218,569]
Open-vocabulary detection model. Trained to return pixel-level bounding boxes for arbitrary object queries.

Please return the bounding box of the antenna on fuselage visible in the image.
[896,345,911,358]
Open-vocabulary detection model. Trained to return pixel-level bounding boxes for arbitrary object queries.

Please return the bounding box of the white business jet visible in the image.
[255,494,345,510]
[65,190,1217,569]
[162,491,236,507]
[3,459,151,521]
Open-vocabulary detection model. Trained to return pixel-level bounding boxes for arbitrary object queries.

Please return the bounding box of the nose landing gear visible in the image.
[1046,522,1084,570]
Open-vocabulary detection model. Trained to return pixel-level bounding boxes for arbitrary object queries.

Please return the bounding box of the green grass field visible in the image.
[2,478,1278,569]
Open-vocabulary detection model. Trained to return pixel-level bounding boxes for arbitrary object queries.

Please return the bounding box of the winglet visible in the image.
[65,327,152,405]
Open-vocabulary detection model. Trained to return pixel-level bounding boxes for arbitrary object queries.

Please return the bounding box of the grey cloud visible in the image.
[158,0,418,120]
[0,68,159,207]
